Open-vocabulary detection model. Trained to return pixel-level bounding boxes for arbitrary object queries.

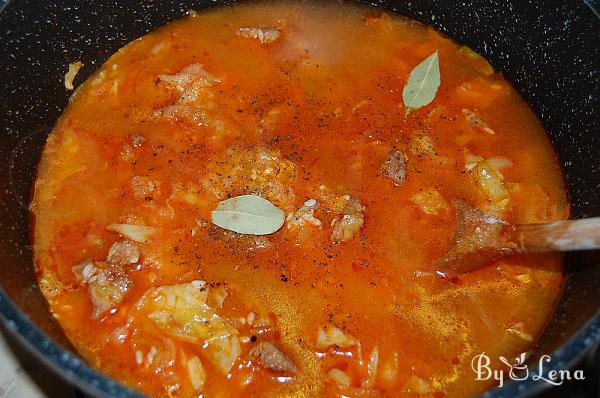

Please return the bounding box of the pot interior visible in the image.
[0,1,598,397]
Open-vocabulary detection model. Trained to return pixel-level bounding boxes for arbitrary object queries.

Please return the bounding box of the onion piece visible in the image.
[361,346,379,388]
[486,156,513,179]
[107,223,158,243]
[207,285,229,309]
[403,375,432,393]
[187,356,206,391]
[328,368,352,387]
[65,61,84,90]
[316,325,357,349]
[507,322,534,341]
[237,27,281,44]
[380,351,399,382]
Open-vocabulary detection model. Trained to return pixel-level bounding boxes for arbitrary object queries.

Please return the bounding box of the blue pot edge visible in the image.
[2,284,599,398]
[0,287,146,398]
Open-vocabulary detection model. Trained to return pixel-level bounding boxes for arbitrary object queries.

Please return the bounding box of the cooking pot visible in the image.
[0,1,599,397]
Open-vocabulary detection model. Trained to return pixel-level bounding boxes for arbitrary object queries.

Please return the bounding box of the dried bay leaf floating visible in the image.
[211,194,285,235]
[402,50,440,111]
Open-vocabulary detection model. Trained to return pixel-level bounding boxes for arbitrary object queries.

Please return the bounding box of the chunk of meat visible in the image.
[312,185,348,214]
[410,134,436,157]
[237,27,281,44]
[331,196,364,242]
[72,259,131,319]
[131,135,145,148]
[155,104,209,126]
[380,149,407,185]
[202,221,272,252]
[130,175,156,198]
[433,200,506,273]
[250,341,296,373]
[158,63,220,102]
[202,148,297,211]
[155,64,221,126]
[107,240,140,266]
[286,199,321,229]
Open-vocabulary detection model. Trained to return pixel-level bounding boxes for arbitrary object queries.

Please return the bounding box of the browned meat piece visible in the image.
[202,148,297,212]
[107,240,140,266]
[155,104,209,126]
[73,259,131,319]
[158,63,220,102]
[286,199,321,229]
[202,222,272,253]
[155,64,224,129]
[381,149,407,185]
[131,135,145,148]
[434,200,508,274]
[250,341,296,373]
[130,175,156,198]
[237,27,280,44]
[331,196,364,242]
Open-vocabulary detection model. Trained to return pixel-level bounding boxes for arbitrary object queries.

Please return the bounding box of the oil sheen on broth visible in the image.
[31,1,569,397]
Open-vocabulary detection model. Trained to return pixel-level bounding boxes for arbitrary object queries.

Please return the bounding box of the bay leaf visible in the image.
[402,50,440,111]
[211,194,285,235]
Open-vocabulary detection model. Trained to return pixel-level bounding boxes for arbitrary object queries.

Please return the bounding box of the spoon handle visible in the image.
[504,217,600,252]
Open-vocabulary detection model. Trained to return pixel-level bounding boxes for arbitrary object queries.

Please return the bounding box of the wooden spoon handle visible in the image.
[503,217,600,252]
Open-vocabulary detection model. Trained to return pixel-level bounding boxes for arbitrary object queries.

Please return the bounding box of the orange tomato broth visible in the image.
[31,1,569,397]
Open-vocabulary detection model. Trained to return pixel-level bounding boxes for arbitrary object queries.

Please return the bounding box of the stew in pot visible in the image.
[31,1,569,397]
